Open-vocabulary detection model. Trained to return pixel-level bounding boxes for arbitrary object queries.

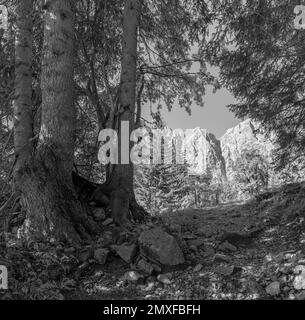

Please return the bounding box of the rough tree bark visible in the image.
[18,0,99,243]
[98,0,145,225]
[13,0,33,180]
[90,0,145,224]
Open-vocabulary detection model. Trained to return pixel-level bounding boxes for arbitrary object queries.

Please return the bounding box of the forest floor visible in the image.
[1,183,305,300]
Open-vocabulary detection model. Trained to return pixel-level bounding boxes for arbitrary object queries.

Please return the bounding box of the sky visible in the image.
[141,45,242,139]
[142,85,241,139]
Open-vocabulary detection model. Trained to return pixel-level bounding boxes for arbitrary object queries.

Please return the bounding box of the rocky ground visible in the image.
[1,184,305,300]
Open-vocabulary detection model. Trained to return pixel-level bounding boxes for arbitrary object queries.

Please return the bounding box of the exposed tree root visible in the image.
[79,169,147,225]
[17,146,100,244]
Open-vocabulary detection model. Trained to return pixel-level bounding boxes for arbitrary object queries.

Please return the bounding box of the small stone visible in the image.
[11,227,19,234]
[103,218,113,226]
[295,291,305,300]
[293,276,305,290]
[197,228,214,237]
[187,238,205,248]
[218,241,237,252]
[215,265,235,276]
[193,264,203,272]
[280,275,288,284]
[157,274,171,285]
[64,247,76,254]
[78,246,93,262]
[266,281,281,296]
[169,224,182,234]
[189,245,197,252]
[164,272,173,280]
[152,263,162,273]
[137,259,154,275]
[294,265,305,275]
[56,244,64,252]
[75,262,90,279]
[274,252,285,263]
[94,248,109,265]
[293,265,305,290]
[122,271,142,282]
[244,280,264,295]
[214,253,231,263]
[182,233,197,240]
[204,245,215,257]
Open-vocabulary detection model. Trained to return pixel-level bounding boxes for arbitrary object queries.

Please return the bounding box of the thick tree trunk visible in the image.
[19,146,99,243]
[108,0,145,224]
[19,0,99,243]
[13,0,33,180]
[40,0,75,176]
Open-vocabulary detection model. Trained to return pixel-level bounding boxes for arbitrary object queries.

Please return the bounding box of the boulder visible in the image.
[139,227,185,266]
[111,244,137,264]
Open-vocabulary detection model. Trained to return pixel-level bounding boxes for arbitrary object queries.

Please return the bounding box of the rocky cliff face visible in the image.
[136,120,278,181]
[177,120,275,183]
[182,119,304,200]
[136,119,305,209]
[220,119,274,182]
[183,127,226,180]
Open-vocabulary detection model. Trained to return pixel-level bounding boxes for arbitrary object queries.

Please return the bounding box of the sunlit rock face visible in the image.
[220,119,274,181]
[134,125,227,179]
[135,119,305,208]
[182,127,226,180]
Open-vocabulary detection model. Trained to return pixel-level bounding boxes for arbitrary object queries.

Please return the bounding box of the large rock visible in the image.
[111,244,137,264]
[139,227,185,266]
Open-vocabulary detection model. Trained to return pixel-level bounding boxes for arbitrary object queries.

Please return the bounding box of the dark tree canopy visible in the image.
[205,0,305,169]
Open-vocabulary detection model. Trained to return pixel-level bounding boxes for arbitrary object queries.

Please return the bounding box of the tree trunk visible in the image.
[13,0,33,180]
[18,0,99,243]
[94,0,145,224]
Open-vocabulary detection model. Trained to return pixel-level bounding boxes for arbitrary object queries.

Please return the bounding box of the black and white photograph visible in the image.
[1,0,305,306]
